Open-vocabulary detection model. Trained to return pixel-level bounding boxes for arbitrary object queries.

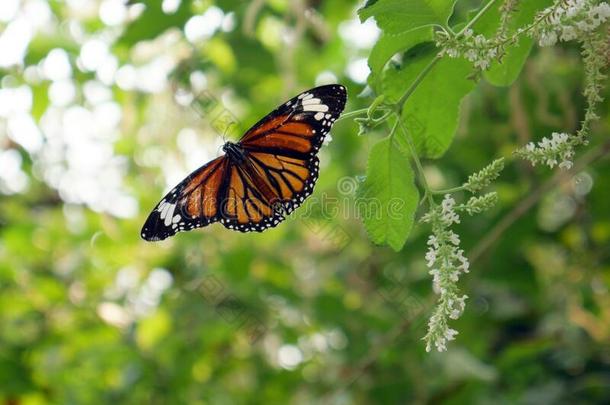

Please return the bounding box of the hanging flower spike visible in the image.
[422,195,471,352]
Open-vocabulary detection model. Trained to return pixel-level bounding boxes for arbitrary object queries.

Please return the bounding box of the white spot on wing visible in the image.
[314,112,324,120]
[158,202,177,226]
[303,104,329,112]
[301,97,321,105]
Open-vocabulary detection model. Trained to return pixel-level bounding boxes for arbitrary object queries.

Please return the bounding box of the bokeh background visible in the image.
[1,0,609,403]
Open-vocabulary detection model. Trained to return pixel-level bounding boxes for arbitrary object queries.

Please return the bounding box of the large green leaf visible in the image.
[358,137,419,251]
[476,0,554,86]
[359,0,457,34]
[380,44,476,158]
[367,26,433,91]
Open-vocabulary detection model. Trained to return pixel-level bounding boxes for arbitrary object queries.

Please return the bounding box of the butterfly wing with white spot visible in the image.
[141,156,228,240]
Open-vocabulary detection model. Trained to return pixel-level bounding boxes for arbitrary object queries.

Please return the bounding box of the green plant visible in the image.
[350,0,610,351]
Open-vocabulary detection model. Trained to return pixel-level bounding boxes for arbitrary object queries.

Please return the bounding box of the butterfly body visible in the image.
[141,84,347,241]
[222,141,247,164]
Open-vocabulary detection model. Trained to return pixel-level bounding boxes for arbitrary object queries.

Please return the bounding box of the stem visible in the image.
[368,94,386,117]
[396,54,443,110]
[387,117,400,140]
[373,111,393,123]
[395,117,435,206]
[458,0,499,36]
[335,108,369,122]
[432,186,467,195]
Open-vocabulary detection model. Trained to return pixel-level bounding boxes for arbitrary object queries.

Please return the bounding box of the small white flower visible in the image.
[456,249,469,273]
[445,328,458,341]
[566,6,580,18]
[441,195,455,211]
[436,340,447,352]
[595,3,610,19]
[474,35,486,46]
[448,231,460,246]
[560,26,577,41]
[576,20,592,32]
[539,31,557,46]
[425,248,437,267]
[474,59,490,70]
[440,195,460,224]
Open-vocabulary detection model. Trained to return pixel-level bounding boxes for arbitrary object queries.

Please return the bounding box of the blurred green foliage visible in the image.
[1,0,609,404]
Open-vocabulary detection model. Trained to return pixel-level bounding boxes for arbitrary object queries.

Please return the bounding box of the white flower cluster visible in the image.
[517,1,610,170]
[517,132,575,170]
[422,195,470,352]
[436,28,502,71]
[534,0,610,46]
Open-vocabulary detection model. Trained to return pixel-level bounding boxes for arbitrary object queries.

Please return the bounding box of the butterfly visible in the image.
[141,84,347,241]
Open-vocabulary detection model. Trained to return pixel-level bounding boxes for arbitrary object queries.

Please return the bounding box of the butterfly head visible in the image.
[221,140,234,152]
[222,141,246,163]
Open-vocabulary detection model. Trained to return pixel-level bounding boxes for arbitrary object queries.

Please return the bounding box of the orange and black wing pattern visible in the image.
[141,84,346,240]
[141,156,228,241]
[220,84,347,232]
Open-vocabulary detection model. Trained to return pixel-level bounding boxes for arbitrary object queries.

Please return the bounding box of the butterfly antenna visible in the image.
[223,121,237,142]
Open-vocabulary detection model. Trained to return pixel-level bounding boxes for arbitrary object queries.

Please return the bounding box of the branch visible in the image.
[396,54,443,110]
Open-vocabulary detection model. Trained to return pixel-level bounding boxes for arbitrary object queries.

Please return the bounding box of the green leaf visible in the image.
[368,26,433,91]
[359,0,457,34]
[381,44,476,158]
[358,137,419,251]
[476,0,554,86]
